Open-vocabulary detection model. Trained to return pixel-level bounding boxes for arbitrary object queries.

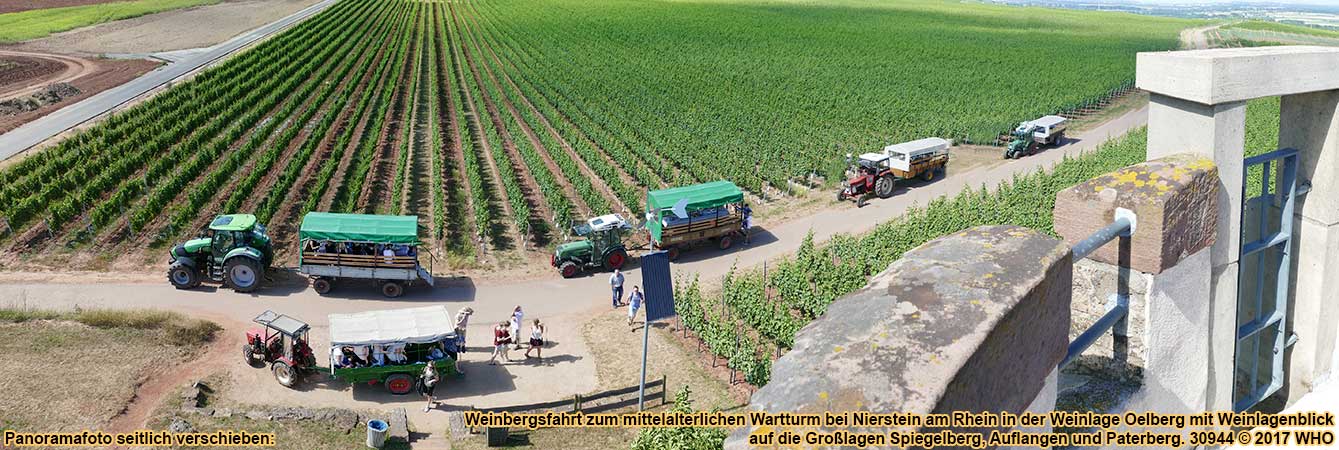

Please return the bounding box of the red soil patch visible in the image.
[0,57,159,134]
[0,0,125,14]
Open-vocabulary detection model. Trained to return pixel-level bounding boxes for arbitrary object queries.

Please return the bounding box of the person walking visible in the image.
[454,307,473,353]
[741,203,753,246]
[420,360,440,413]
[489,322,512,365]
[524,319,545,360]
[627,285,644,327]
[510,306,524,350]
[609,269,625,308]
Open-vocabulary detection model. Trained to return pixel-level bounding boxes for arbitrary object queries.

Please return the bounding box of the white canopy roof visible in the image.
[329,305,457,346]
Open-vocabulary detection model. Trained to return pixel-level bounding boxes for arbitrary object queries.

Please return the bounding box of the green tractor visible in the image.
[552,214,632,278]
[167,214,274,293]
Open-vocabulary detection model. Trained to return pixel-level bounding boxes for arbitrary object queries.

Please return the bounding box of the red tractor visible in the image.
[838,138,950,207]
[244,310,316,388]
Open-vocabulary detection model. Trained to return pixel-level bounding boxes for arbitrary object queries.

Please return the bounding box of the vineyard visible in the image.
[0,0,1189,266]
[674,97,1284,388]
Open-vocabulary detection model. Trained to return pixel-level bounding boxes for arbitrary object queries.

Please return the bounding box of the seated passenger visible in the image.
[387,345,408,365]
[340,346,365,367]
[371,345,387,367]
[393,244,410,257]
[428,342,446,361]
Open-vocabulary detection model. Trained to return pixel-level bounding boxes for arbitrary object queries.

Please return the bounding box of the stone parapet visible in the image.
[724,225,1070,448]
[1053,154,1219,274]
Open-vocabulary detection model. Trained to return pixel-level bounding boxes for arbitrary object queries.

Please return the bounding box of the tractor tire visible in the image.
[385,373,414,395]
[167,262,200,290]
[312,278,333,295]
[603,248,628,271]
[665,246,681,261]
[856,196,868,208]
[559,261,579,279]
[272,361,298,388]
[225,258,262,293]
[920,169,936,182]
[875,175,895,199]
[243,344,264,368]
[718,235,733,250]
[381,281,404,298]
[836,191,845,202]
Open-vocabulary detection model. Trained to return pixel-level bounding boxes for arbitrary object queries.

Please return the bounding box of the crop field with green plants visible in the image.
[675,97,1284,388]
[0,0,1190,267]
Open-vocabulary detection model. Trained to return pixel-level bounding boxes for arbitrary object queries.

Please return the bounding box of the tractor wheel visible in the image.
[665,246,681,261]
[272,361,298,388]
[312,278,332,295]
[225,258,262,293]
[167,262,200,290]
[385,373,414,395]
[856,196,868,208]
[718,235,733,250]
[381,281,404,298]
[603,248,628,271]
[559,261,579,278]
[243,344,264,368]
[920,169,936,182]
[875,175,895,199]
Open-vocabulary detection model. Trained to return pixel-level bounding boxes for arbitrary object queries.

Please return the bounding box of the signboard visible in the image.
[641,250,677,323]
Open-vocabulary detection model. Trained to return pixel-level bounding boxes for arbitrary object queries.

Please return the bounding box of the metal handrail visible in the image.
[1061,209,1136,368]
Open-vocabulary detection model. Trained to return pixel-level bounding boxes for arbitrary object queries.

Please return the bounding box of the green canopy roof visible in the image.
[299,212,419,244]
[210,214,258,232]
[646,180,744,215]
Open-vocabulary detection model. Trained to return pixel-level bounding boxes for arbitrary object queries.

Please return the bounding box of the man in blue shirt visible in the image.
[609,269,625,308]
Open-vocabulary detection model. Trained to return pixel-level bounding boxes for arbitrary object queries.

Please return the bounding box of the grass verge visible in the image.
[0,0,220,43]
[0,307,219,432]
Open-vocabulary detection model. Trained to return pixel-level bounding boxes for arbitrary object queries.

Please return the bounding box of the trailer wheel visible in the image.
[559,261,579,278]
[718,235,733,250]
[167,262,200,290]
[665,246,681,261]
[385,373,414,395]
[381,281,404,298]
[875,175,895,198]
[272,361,298,388]
[312,278,332,295]
[920,169,936,182]
[603,249,628,271]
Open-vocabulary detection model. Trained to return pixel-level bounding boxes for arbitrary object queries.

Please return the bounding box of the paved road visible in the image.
[0,0,337,162]
[0,104,1148,444]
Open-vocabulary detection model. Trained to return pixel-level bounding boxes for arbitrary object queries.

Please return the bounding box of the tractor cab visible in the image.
[168,214,274,293]
[244,310,316,388]
[553,214,632,278]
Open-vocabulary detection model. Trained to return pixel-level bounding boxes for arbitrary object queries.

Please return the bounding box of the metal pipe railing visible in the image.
[1061,208,1136,368]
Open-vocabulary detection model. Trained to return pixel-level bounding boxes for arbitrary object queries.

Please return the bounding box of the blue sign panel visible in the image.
[641,251,677,323]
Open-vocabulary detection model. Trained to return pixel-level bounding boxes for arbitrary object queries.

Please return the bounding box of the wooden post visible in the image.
[659,375,667,406]
[572,394,581,412]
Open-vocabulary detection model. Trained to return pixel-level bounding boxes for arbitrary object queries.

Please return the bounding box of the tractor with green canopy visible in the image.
[297,212,434,298]
[644,180,747,261]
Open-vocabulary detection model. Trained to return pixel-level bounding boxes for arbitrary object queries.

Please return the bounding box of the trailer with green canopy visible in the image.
[297,212,434,298]
[644,180,747,260]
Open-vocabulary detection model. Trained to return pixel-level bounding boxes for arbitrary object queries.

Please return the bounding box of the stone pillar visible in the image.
[723,225,1070,450]
[1279,89,1339,401]
[1054,154,1219,416]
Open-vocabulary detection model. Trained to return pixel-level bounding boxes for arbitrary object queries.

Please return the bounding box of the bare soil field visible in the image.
[12,0,321,56]
[0,50,96,100]
[0,0,122,14]
[0,56,158,134]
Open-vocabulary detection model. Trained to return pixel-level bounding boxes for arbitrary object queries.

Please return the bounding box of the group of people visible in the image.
[489,306,546,364]
[331,340,454,369]
[304,240,417,257]
[609,269,646,326]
